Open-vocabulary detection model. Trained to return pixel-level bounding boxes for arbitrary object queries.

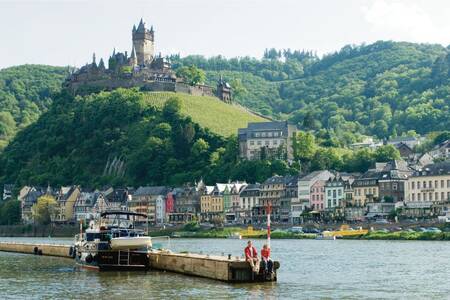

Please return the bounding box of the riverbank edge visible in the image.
[1,224,450,241]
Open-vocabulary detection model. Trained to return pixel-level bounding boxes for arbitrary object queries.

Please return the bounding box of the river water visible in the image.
[0,237,449,299]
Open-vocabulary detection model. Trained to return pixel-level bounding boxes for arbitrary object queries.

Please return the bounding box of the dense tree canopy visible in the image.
[172,41,450,144]
[0,65,67,150]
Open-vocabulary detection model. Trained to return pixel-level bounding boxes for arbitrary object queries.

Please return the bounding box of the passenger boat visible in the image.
[315,232,336,240]
[73,211,152,271]
[227,232,242,239]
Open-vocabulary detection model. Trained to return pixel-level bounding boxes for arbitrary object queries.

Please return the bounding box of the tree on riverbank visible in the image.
[0,200,21,225]
[32,195,57,225]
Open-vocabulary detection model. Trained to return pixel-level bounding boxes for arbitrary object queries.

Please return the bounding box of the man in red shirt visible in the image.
[244,240,260,273]
[261,244,273,274]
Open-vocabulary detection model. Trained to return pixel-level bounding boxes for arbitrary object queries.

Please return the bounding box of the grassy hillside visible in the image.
[142,92,267,137]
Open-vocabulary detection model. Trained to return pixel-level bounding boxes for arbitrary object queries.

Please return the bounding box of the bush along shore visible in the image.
[343,230,450,241]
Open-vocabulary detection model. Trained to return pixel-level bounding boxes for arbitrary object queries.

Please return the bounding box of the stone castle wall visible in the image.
[67,78,215,98]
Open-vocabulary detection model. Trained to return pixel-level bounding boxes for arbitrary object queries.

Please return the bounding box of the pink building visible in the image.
[310,180,326,211]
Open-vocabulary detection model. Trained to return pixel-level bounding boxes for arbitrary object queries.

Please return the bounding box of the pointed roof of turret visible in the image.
[98,58,105,70]
[130,45,136,59]
[132,24,137,32]
[137,18,146,32]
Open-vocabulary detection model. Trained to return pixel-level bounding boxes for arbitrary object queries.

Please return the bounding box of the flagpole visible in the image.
[267,202,271,249]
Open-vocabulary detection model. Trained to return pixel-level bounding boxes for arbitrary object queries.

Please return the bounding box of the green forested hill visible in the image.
[172,41,450,145]
[0,88,283,187]
[0,65,67,150]
[0,89,232,186]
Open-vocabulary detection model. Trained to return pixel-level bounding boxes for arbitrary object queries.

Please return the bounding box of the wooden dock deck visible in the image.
[0,242,279,283]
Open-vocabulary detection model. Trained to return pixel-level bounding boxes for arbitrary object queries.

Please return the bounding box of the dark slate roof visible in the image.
[299,171,328,182]
[264,175,286,185]
[241,183,261,191]
[382,160,410,172]
[433,140,450,150]
[246,121,289,131]
[285,175,298,187]
[413,161,450,176]
[355,170,382,180]
[134,186,168,196]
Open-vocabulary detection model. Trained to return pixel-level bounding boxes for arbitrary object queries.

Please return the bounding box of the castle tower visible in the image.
[129,45,137,67]
[216,75,232,103]
[132,18,155,66]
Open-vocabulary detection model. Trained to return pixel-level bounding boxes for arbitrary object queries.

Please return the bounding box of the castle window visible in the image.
[274,132,279,137]
[265,141,270,146]
[261,132,266,137]
[257,141,262,146]
[268,132,273,137]
[249,141,254,146]
[255,133,260,138]
[273,140,278,145]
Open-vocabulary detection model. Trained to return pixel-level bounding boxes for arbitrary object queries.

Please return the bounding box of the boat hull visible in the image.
[76,250,150,271]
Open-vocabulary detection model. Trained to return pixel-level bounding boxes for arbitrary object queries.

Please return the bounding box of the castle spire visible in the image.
[137,18,145,32]
[130,45,136,59]
[92,53,96,64]
[132,24,137,32]
[98,58,105,70]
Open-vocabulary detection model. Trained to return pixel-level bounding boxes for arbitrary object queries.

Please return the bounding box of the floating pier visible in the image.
[0,242,279,283]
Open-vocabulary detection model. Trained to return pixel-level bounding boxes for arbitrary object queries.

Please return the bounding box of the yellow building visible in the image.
[56,186,81,222]
[352,170,380,206]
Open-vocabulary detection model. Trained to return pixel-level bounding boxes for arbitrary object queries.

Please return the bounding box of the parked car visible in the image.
[405,228,415,233]
[377,228,390,233]
[288,226,304,233]
[374,219,389,224]
[427,227,442,233]
[302,228,320,234]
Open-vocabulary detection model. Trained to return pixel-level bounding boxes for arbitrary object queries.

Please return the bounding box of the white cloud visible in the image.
[362,0,449,44]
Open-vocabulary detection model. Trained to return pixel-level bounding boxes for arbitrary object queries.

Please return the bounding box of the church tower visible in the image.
[132,18,155,66]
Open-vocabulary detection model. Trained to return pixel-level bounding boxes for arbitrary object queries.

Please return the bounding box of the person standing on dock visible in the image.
[244,240,260,273]
[261,244,273,275]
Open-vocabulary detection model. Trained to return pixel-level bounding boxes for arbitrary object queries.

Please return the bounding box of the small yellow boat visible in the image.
[326,224,368,237]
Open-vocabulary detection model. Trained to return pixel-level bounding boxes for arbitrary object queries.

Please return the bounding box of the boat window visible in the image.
[86,232,100,241]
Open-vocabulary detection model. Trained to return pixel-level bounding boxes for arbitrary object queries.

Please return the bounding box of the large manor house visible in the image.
[65,19,231,102]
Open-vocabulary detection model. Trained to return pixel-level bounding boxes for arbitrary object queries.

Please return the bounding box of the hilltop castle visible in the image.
[65,19,231,102]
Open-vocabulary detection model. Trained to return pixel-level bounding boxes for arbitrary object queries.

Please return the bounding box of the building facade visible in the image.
[238,121,298,161]
[406,162,450,205]
[129,186,168,224]
[238,184,260,224]
[293,170,333,223]
[310,180,325,211]
[324,177,345,209]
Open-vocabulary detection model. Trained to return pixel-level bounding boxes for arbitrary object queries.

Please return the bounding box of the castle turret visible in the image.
[216,75,232,103]
[98,58,105,70]
[129,45,137,67]
[132,18,155,66]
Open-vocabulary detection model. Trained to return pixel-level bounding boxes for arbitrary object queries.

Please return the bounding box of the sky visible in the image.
[0,0,449,69]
